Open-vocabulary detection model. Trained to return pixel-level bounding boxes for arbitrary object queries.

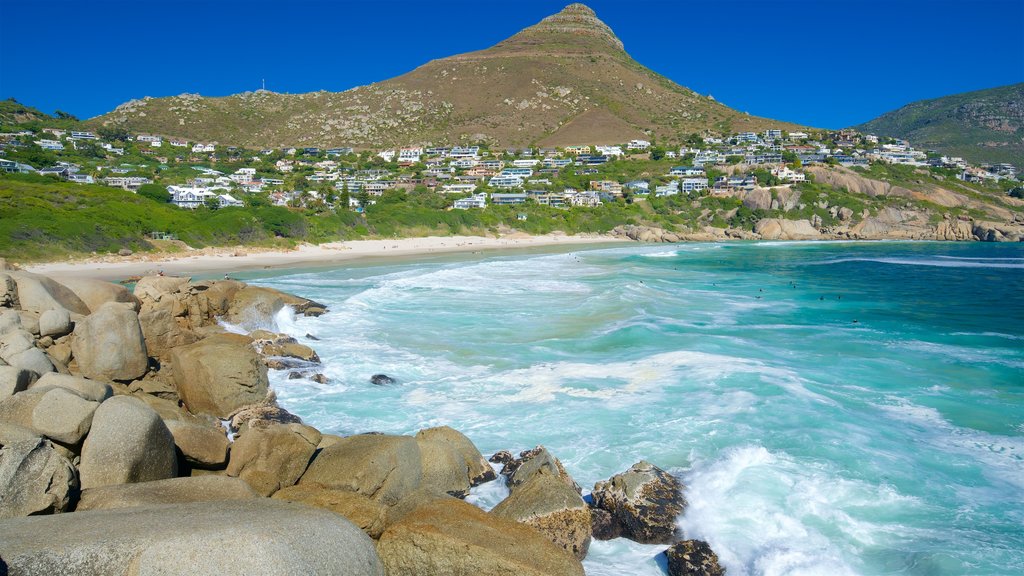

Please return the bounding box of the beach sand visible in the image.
[22,233,627,281]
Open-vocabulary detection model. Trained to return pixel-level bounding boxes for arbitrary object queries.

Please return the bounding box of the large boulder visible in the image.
[0,420,42,446]
[54,277,140,313]
[0,329,55,374]
[79,396,177,489]
[164,418,230,468]
[76,476,260,511]
[742,188,772,211]
[226,422,321,496]
[591,460,686,544]
[0,499,385,576]
[0,365,38,399]
[492,468,592,560]
[137,298,200,360]
[30,372,112,402]
[666,540,726,576]
[7,271,89,316]
[273,483,388,539]
[169,334,269,418]
[416,425,496,487]
[30,387,99,444]
[376,497,584,576]
[227,286,287,328]
[415,433,473,498]
[71,302,149,382]
[38,307,72,338]
[132,275,190,307]
[502,445,581,494]
[300,433,422,506]
[754,218,821,240]
[0,438,78,518]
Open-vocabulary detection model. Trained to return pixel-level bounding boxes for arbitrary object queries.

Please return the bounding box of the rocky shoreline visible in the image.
[0,260,722,576]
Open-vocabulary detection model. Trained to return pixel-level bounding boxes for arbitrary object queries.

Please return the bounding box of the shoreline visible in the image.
[20,233,629,281]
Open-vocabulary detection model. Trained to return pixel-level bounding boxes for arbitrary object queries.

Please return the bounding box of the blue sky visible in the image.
[0,0,1021,128]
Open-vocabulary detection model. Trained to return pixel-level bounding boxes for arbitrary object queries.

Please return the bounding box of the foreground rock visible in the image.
[273,483,388,539]
[300,433,422,506]
[591,460,685,544]
[169,333,269,418]
[666,540,726,576]
[76,476,259,511]
[0,438,77,518]
[71,302,149,382]
[492,468,592,560]
[377,497,584,576]
[0,499,384,575]
[79,396,177,489]
[503,445,581,494]
[416,425,496,487]
[226,422,321,496]
[164,418,230,468]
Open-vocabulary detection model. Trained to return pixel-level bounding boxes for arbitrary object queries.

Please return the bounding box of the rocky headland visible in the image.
[0,259,717,575]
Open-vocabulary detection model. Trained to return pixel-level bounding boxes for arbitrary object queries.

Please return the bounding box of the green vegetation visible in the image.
[0,174,363,262]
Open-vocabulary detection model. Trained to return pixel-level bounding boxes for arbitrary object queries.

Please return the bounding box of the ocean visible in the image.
[237,241,1024,576]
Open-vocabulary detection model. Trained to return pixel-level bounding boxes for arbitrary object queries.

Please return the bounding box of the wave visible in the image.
[808,257,1024,269]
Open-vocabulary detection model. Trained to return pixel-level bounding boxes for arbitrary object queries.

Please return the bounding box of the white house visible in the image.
[489,175,524,188]
[440,183,477,194]
[169,139,188,147]
[377,150,396,162]
[771,166,806,182]
[454,193,487,209]
[36,139,64,150]
[398,147,423,164]
[669,166,705,177]
[680,177,708,193]
[595,145,624,156]
[627,139,651,151]
[512,158,540,168]
[192,143,216,153]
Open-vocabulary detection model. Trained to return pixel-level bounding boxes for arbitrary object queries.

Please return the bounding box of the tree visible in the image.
[650,146,666,161]
[98,125,131,141]
[137,183,171,203]
[54,110,79,121]
[204,195,220,210]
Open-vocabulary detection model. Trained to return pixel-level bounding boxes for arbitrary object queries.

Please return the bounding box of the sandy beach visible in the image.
[21,233,627,281]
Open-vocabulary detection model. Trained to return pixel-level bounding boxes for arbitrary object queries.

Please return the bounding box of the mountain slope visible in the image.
[855,83,1024,168]
[89,4,803,148]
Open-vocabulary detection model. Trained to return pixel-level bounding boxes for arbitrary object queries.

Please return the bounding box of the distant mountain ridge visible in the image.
[89,4,803,149]
[855,83,1024,168]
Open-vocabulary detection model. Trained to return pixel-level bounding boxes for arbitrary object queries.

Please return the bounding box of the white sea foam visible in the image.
[810,257,1024,269]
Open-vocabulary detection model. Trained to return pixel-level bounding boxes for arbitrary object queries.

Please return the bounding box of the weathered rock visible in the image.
[164,418,230,468]
[775,187,802,212]
[71,302,149,382]
[415,433,472,497]
[0,308,22,334]
[133,275,190,307]
[377,497,584,576]
[590,506,622,540]
[935,217,975,241]
[666,540,726,576]
[228,396,302,431]
[30,372,112,402]
[227,286,287,328]
[754,218,821,240]
[262,341,320,363]
[79,396,177,489]
[169,333,269,418]
[416,425,496,487]
[0,438,77,518]
[226,422,321,496]
[312,373,329,384]
[31,387,99,444]
[137,298,200,359]
[0,387,49,429]
[742,188,772,211]
[591,460,685,544]
[54,277,140,313]
[0,499,385,576]
[0,365,38,398]
[492,469,592,560]
[273,483,388,539]
[503,445,581,494]
[371,373,396,385]
[490,450,514,465]
[6,271,90,315]
[38,308,72,338]
[300,433,422,506]
[0,330,55,374]
[76,476,260,511]
[16,310,41,337]
[127,375,179,401]
[0,420,41,446]
[0,273,18,308]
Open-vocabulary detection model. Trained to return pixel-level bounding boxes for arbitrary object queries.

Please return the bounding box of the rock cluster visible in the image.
[0,262,725,575]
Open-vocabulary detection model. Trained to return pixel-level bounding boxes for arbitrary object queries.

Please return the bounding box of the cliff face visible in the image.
[89,4,804,148]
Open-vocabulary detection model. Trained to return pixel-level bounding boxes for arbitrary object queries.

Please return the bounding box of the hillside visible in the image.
[855,83,1024,168]
[88,4,804,149]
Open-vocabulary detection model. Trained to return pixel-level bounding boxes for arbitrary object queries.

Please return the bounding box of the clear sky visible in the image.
[1,0,1021,129]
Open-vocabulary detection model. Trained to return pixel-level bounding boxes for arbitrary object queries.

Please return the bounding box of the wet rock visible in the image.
[312,373,329,384]
[371,374,396,386]
[591,460,685,544]
[490,450,514,465]
[590,507,622,540]
[666,539,725,576]
[492,469,592,560]
[416,426,496,487]
[502,445,581,494]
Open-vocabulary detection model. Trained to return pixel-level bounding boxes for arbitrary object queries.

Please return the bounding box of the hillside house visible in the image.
[454,193,487,209]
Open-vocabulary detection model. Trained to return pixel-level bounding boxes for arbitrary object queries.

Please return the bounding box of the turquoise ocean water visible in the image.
[239,241,1023,576]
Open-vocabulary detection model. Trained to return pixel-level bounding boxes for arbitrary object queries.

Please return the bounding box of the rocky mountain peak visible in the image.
[494,3,625,53]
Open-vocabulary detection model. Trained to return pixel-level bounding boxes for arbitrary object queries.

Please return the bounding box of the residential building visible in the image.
[69,131,98,140]
[192,143,216,153]
[627,139,651,151]
[564,145,591,155]
[595,145,624,156]
[764,129,783,141]
[512,158,540,168]
[454,193,487,209]
[36,139,64,150]
[680,177,709,193]
[169,138,188,147]
[490,193,528,205]
[590,180,623,195]
[655,181,680,197]
[68,174,95,184]
[441,183,477,194]
[489,175,524,188]
[770,166,806,182]
[669,166,705,177]
[0,158,36,173]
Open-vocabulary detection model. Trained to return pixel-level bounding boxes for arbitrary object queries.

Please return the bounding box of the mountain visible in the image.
[89,4,803,149]
[855,83,1024,168]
